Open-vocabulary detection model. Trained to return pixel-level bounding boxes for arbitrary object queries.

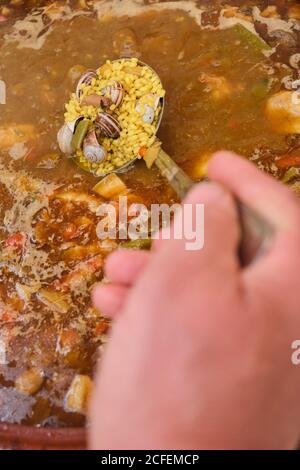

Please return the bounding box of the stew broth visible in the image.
[0,0,299,427]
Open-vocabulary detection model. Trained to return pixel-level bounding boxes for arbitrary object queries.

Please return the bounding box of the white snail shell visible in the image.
[289,53,300,70]
[57,117,84,155]
[83,145,107,163]
[102,81,124,108]
[83,129,107,163]
[57,123,73,155]
[76,70,97,99]
[281,75,294,90]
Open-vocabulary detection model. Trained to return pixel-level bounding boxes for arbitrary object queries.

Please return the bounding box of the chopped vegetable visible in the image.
[232,24,270,53]
[123,65,143,76]
[95,319,109,336]
[277,155,300,168]
[65,374,92,414]
[93,173,127,199]
[55,255,103,292]
[138,146,148,158]
[62,223,81,241]
[71,119,90,151]
[281,167,299,184]
[15,368,44,396]
[37,289,71,314]
[15,283,38,303]
[5,233,26,251]
[121,238,152,250]
[61,243,102,261]
[57,329,81,356]
[52,190,101,213]
[290,182,300,196]
[143,141,161,169]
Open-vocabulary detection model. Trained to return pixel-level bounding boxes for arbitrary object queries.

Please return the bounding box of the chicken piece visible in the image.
[37,289,71,314]
[61,243,103,262]
[265,91,300,134]
[0,124,36,150]
[56,329,82,356]
[15,368,44,396]
[64,374,92,414]
[198,73,232,101]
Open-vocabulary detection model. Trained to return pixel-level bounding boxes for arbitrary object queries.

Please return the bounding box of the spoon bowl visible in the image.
[73,58,165,177]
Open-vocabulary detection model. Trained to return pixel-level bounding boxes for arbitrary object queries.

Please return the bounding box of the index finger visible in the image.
[208,151,300,233]
[208,151,300,291]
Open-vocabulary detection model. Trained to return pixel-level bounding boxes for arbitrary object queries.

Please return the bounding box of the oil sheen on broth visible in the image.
[0,0,299,427]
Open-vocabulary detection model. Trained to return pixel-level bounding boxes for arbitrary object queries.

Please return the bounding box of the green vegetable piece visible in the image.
[121,238,152,250]
[71,119,90,151]
[281,167,299,184]
[251,78,270,101]
[233,24,270,53]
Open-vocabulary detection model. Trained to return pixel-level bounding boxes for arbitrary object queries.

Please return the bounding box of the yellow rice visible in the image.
[64,58,165,176]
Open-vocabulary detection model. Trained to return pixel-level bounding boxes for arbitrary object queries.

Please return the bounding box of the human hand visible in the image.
[90,151,300,449]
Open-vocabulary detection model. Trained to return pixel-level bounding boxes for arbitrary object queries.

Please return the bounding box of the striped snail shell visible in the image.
[76,70,97,99]
[95,112,121,139]
[83,129,107,164]
[102,81,124,108]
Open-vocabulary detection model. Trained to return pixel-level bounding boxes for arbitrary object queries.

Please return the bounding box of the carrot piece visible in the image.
[277,156,300,169]
[5,233,26,250]
[138,146,148,158]
[63,223,80,241]
[23,146,36,161]
[95,320,109,336]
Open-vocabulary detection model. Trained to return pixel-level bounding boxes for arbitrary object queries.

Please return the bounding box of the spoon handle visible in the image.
[155,148,274,266]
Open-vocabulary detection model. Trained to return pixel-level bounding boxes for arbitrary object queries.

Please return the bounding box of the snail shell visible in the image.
[102,81,124,108]
[83,129,107,163]
[57,123,73,154]
[290,53,300,70]
[95,112,121,139]
[57,117,83,154]
[76,70,97,99]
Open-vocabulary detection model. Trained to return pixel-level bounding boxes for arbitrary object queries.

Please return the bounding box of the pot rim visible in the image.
[0,422,86,449]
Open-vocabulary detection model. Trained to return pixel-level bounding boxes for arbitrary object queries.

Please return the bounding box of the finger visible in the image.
[208,152,300,292]
[154,182,241,277]
[208,151,300,232]
[92,283,129,318]
[105,249,151,285]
